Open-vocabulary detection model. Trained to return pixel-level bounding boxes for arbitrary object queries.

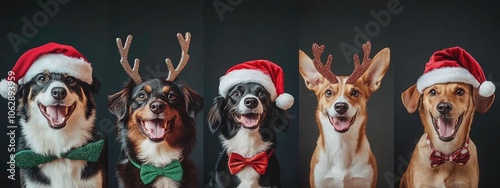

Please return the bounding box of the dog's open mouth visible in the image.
[431,113,464,142]
[38,102,76,129]
[235,113,264,129]
[328,113,356,133]
[140,118,170,142]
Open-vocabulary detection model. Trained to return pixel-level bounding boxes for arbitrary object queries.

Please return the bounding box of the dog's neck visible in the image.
[426,132,469,155]
[133,139,182,167]
[318,112,369,167]
[221,128,272,158]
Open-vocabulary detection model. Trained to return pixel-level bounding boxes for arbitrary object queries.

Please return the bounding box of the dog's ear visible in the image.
[299,50,325,92]
[401,84,421,113]
[108,88,130,120]
[90,76,101,95]
[208,96,225,133]
[474,88,495,113]
[182,86,204,119]
[270,106,290,132]
[362,48,390,93]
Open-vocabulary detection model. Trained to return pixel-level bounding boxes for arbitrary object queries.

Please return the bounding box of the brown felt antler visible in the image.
[346,41,372,84]
[116,35,143,84]
[312,43,339,84]
[165,32,191,82]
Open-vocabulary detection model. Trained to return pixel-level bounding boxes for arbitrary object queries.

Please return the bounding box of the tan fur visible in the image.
[400,83,495,188]
[300,47,390,188]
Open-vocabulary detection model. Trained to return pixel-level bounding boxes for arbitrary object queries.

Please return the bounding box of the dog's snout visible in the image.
[51,87,67,100]
[150,101,166,114]
[437,102,453,115]
[244,98,259,109]
[334,102,348,115]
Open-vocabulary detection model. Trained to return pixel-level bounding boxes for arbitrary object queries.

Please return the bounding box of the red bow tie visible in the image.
[428,137,470,168]
[228,149,273,175]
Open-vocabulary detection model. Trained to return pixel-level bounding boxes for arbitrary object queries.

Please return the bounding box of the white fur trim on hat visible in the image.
[18,54,93,84]
[0,79,17,99]
[416,67,479,93]
[479,81,495,97]
[219,69,277,100]
[276,93,294,110]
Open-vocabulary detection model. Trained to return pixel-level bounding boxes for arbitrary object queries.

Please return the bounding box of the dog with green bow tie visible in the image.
[0,42,106,187]
[108,33,203,188]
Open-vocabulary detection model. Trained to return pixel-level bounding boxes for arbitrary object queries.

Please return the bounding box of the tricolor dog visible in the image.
[400,47,495,188]
[299,41,390,188]
[208,60,294,188]
[0,43,105,188]
[108,33,203,188]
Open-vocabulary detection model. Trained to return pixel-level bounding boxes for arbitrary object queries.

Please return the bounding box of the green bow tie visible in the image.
[128,157,183,185]
[15,138,104,169]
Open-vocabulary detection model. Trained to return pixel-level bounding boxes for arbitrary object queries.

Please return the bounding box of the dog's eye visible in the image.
[167,93,177,100]
[429,89,437,96]
[232,91,240,97]
[137,92,147,101]
[258,91,265,97]
[456,88,465,96]
[36,74,48,83]
[351,90,360,97]
[66,77,76,85]
[325,89,332,97]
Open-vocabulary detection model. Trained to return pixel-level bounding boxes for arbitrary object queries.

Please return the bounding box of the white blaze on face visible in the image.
[236,94,263,129]
[326,79,357,132]
[35,81,79,127]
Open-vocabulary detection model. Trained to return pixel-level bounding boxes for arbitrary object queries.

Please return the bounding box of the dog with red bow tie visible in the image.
[208,60,293,187]
[400,47,495,187]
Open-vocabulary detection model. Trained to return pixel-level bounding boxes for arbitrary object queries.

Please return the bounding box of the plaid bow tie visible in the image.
[15,137,104,169]
[128,157,183,185]
[228,149,273,175]
[428,137,470,168]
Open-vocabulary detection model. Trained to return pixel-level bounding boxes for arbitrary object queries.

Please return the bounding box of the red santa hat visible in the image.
[0,42,93,99]
[416,46,495,97]
[218,60,294,110]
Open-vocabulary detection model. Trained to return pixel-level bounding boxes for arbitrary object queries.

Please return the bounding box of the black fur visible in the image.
[207,83,289,188]
[16,73,106,187]
[108,79,203,188]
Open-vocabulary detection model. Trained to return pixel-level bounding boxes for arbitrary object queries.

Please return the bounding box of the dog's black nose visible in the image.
[334,102,348,114]
[150,101,166,114]
[51,87,67,100]
[244,98,259,109]
[437,102,453,115]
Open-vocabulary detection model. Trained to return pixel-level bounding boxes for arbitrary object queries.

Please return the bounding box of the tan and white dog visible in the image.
[299,41,390,188]
[399,46,495,188]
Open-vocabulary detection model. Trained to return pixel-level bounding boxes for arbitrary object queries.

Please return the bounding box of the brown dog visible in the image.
[400,48,495,187]
[300,41,390,188]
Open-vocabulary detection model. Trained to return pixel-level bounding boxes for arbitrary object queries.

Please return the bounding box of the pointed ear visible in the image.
[362,48,390,93]
[299,50,324,92]
[401,84,421,114]
[182,86,204,119]
[108,88,130,120]
[208,96,226,133]
[474,89,495,113]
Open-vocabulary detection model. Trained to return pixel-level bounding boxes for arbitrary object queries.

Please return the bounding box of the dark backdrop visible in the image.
[202,0,299,187]
[299,0,395,187]
[391,1,500,187]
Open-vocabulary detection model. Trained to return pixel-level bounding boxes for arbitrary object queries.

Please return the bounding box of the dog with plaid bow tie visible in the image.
[400,47,495,188]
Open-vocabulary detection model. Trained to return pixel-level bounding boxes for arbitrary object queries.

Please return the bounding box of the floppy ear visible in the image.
[182,86,204,119]
[362,48,390,93]
[90,76,101,95]
[270,106,290,132]
[474,89,495,113]
[207,96,226,133]
[108,88,130,120]
[299,50,324,92]
[401,84,421,114]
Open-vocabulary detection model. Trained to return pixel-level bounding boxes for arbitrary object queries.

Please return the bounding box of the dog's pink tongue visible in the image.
[46,106,67,125]
[145,120,166,139]
[438,118,456,137]
[332,117,350,131]
[241,115,259,128]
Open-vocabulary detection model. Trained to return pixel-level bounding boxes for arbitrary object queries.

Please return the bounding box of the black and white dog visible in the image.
[208,82,290,187]
[16,71,104,187]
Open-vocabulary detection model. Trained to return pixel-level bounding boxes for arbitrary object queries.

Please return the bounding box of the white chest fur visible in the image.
[138,139,182,188]
[221,128,272,188]
[25,159,102,188]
